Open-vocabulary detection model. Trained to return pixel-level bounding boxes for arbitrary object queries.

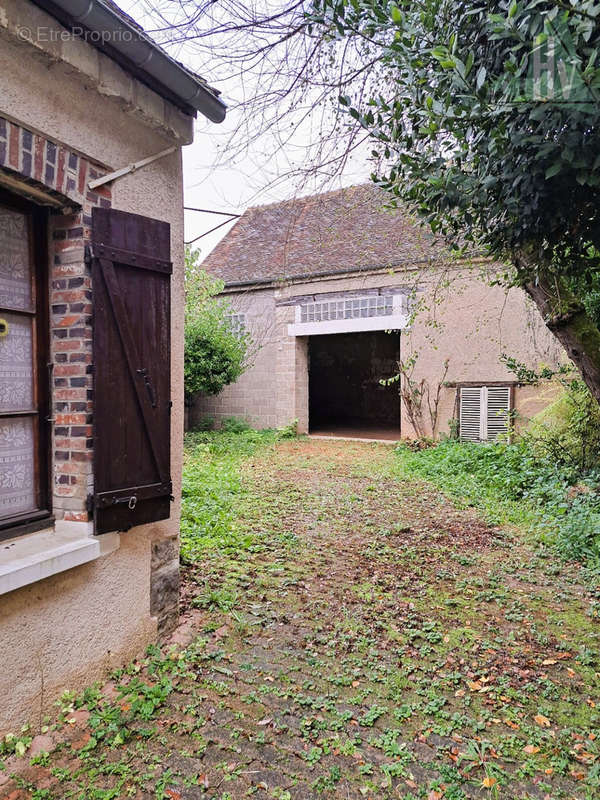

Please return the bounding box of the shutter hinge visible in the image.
[84,244,93,267]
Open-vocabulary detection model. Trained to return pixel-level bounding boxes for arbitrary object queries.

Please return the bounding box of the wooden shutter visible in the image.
[91,207,172,533]
[459,386,510,442]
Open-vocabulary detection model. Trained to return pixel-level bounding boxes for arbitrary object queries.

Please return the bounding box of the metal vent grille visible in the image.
[300,295,394,323]
[459,386,510,442]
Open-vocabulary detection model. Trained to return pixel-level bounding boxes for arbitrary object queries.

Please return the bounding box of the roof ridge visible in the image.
[243,182,380,215]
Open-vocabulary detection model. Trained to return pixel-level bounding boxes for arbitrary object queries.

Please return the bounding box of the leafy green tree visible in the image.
[184,248,249,402]
[310,0,600,402]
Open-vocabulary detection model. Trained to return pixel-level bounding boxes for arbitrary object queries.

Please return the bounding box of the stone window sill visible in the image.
[0,522,120,596]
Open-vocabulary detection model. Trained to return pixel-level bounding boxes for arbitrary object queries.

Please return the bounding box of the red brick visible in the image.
[56,147,66,193]
[56,314,82,328]
[77,159,87,195]
[55,413,87,425]
[54,364,84,377]
[64,510,89,522]
[34,135,44,181]
[54,339,83,352]
[8,124,19,169]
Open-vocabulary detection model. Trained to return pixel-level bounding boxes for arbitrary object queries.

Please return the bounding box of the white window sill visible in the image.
[0,522,120,596]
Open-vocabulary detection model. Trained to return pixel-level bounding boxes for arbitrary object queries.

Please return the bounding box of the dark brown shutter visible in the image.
[91,207,172,533]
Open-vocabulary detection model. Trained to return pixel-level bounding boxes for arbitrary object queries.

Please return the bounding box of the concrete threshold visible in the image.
[309,434,400,445]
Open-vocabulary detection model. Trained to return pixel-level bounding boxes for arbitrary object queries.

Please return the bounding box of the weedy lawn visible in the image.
[1,433,598,800]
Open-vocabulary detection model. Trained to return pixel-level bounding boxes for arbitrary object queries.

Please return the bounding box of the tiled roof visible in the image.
[201,184,450,285]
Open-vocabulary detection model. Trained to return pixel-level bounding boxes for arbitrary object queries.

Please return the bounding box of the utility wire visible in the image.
[184,206,242,218]
[185,214,239,245]
[183,206,241,246]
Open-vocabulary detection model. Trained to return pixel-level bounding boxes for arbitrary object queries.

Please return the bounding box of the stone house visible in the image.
[0,0,225,732]
[193,185,565,439]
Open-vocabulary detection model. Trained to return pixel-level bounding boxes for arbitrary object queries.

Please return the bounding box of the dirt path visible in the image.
[2,439,597,799]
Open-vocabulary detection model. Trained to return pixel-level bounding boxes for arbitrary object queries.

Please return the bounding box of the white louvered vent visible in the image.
[459,387,482,442]
[486,386,511,441]
[459,386,510,442]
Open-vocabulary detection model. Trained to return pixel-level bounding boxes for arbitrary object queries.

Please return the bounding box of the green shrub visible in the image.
[184,248,249,401]
[193,415,215,432]
[277,419,299,439]
[526,379,600,474]
[396,438,600,567]
[221,416,252,433]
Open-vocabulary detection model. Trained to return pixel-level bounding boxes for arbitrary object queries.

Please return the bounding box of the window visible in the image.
[459,386,511,442]
[225,313,246,336]
[300,294,395,323]
[0,192,50,540]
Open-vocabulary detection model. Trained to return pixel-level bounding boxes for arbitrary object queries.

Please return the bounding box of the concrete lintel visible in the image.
[287,314,409,337]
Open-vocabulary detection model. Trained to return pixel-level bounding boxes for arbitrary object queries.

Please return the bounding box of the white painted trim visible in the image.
[0,526,120,596]
[288,314,409,337]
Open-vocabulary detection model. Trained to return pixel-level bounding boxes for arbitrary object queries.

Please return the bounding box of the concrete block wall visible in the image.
[191,288,280,429]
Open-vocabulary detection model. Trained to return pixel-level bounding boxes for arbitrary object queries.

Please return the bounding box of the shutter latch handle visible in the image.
[111,495,137,509]
[136,368,157,408]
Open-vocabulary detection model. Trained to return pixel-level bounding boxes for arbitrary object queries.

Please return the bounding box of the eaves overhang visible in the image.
[31,0,227,122]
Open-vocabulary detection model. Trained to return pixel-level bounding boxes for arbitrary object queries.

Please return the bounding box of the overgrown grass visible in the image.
[395,439,600,568]
[180,429,278,564]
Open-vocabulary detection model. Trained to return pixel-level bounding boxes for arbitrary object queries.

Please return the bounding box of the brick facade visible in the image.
[0,115,111,522]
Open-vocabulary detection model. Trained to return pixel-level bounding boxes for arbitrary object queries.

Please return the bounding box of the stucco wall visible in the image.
[0,2,187,733]
[198,265,567,437]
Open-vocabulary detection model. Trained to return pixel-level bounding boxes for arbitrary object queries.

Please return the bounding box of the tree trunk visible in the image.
[517,262,600,405]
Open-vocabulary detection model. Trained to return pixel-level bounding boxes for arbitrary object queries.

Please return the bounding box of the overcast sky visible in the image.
[119,0,371,258]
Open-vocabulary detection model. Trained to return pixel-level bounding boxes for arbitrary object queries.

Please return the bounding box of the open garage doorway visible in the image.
[309,331,401,440]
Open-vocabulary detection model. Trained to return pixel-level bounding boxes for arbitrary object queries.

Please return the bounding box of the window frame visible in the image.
[0,189,51,541]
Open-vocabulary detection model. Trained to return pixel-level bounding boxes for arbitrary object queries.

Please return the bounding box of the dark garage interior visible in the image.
[309,331,401,439]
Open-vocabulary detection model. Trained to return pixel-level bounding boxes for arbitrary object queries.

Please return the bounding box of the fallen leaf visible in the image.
[482,776,497,788]
[542,658,557,666]
[534,713,551,728]
[523,744,540,755]
[257,718,272,726]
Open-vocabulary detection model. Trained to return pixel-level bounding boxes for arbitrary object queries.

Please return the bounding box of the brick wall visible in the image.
[0,115,111,522]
